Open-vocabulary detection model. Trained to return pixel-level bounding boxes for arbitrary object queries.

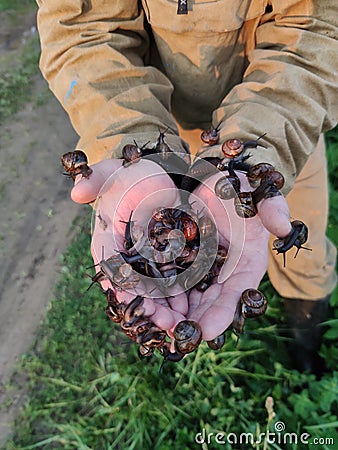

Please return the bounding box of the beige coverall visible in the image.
[36,0,337,300]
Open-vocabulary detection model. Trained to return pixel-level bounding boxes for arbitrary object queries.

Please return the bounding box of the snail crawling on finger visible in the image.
[231,288,268,335]
[273,220,312,267]
[61,150,93,180]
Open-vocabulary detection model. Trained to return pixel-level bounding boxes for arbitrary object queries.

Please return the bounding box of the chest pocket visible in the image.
[141,0,266,33]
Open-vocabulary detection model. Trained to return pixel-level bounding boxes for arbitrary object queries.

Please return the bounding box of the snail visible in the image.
[200,123,221,145]
[121,317,153,340]
[180,157,222,194]
[221,138,244,159]
[232,288,267,334]
[207,333,226,350]
[266,170,285,190]
[138,326,166,347]
[247,162,275,185]
[215,176,238,200]
[173,320,203,354]
[122,295,145,326]
[180,216,198,241]
[198,215,217,240]
[122,141,143,166]
[273,220,311,267]
[61,150,92,180]
[120,211,134,250]
[158,342,185,370]
[234,192,257,218]
[139,345,155,358]
[251,179,281,205]
[154,129,173,160]
[221,133,266,159]
[105,288,125,323]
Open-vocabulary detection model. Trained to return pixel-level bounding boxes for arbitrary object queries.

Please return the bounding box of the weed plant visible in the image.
[3,131,338,450]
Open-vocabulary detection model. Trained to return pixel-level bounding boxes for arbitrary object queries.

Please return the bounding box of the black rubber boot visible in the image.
[284,296,330,378]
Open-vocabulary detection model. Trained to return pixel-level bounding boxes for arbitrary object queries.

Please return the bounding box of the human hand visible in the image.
[69,154,294,358]
[71,158,189,335]
[186,169,292,341]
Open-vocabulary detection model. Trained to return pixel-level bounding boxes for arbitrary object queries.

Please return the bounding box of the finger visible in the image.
[257,196,292,238]
[71,159,123,204]
[167,292,189,315]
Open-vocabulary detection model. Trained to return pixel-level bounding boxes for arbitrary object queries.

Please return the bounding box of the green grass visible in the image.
[0,1,39,124]
[2,130,338,450]
[0,0,33,12]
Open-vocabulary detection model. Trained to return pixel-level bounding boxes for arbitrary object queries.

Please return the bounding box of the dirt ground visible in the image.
[0,9,85,445]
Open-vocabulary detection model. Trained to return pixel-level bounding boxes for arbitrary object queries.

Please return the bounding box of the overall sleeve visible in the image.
[36,0,189,165]
[198,0,338,194]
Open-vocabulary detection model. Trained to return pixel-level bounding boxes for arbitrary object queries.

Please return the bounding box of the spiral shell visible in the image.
[173,320,202,354]
[266,170,285,190]
[198,215,217,240]
[221,139,244,158]
[201,128,219,145]
[61,150,92,179]
[207,333,226,350]
[234,192,257,218]
[247,163,274,183]
[122,143,142,165]
[241,288,267,318]
[181,217,198,241]
[215,176,238,200]
[138,326,166,347]
[291,220,308,245]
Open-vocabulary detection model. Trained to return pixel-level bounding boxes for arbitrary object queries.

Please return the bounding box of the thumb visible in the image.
[71,159,123,204]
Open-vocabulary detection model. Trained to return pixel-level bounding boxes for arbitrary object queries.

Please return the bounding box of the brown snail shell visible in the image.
[61,150,92,179]
[207,333,226,350]
[181,217,198,241]
[241,288,267,318]
[215,176,238,200]
[234,192,257,218]
[139,345,155,358]
[105,289,125,323]
[198,215,217,240]
[231,288,267,334]
[139,326,166,348]
[200,127,219,145]
[173,320,202,354]
[291,220,308,245]
[221,139,244,158]
[247,163,274,183]
[123,295,145,325]
[266,170,285,190]
[122,143,142,165]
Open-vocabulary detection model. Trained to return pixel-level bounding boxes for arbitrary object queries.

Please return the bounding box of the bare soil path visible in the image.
[0,9,84,445]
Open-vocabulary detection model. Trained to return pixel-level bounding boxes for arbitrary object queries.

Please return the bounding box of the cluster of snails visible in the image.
[104,289,202,362]
[186,126,311,263]
[214,159,284,218]
[60,126,310,365]
[118,206,229,293]
[103,286,267,364]
[122,129,173,165]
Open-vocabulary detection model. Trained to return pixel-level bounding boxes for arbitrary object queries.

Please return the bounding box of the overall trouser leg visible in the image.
[267,134,337,300]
